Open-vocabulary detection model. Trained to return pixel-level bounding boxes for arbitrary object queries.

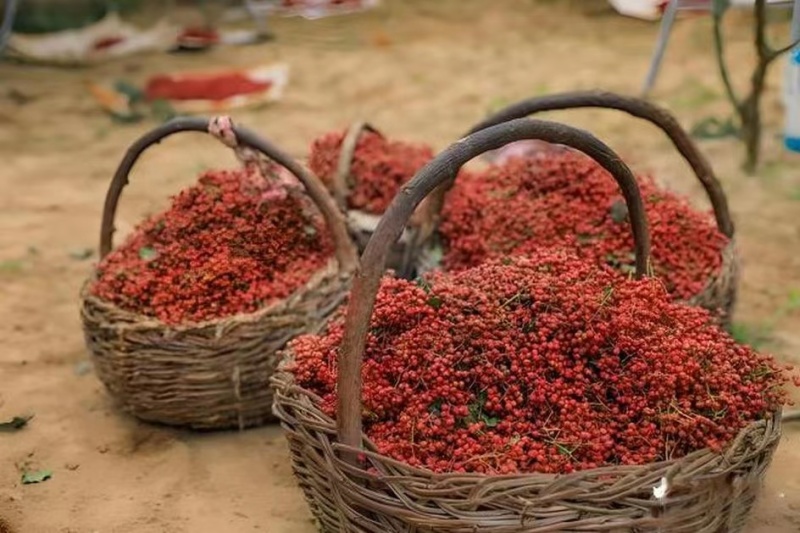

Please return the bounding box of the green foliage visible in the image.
[0,415,33,432]
[730,321,772,349]
[0,260,25,274]
[671,80,721,110]
[691,116,738,139]
[138,247,158,261]
[68,248,94,260]
[730,289,800,349]
[12,0,143,34]
[486,97,510,115]
[21,469,52,485]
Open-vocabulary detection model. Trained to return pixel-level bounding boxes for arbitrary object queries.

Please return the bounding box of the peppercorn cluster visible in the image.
[288,250,793,475]
[308,128,434,215]
[439,151,729,301]
[91,166,334,325]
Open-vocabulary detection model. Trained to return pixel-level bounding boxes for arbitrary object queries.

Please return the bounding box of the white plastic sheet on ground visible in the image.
[5,13,179,66]
[608,0,668,21]
[89,63,290,119]
[153,63,290,114]
[608,0,792,21]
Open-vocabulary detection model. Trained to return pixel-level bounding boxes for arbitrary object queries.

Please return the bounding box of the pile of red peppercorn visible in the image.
[439,150,729,301]
[308,128,434,215]
[288,250,795,475]
[144,72,272,102]
[91,166,334,325]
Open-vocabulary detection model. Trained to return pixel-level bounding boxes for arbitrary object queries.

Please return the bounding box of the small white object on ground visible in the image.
[652,477,669,500]
[608,0,667,21]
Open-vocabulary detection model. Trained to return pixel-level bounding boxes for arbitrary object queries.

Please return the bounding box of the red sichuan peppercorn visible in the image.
[288,250,793,475]
[91,166,334,325]
[308,128,435,215]
[144,73,272,102]
[439,150,729,301]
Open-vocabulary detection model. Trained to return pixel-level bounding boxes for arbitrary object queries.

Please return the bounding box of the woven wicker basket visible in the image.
[327,121,439,279]
[81,116,358,430]
[460,90,739,323]
[272,118,781,532]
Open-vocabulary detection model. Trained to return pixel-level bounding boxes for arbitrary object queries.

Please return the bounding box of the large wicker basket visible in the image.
[326,121,439,279]
[81,116,358,430]
[272,119,781,532]
[459,90,738,323]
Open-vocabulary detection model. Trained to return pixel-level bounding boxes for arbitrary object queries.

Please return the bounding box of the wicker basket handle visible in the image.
[460,90,734,238]
[98,116,358,273]
[335,118,651,458]
[331,121,384,211]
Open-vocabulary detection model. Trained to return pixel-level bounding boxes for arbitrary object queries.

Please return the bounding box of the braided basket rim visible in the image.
[687,239,738,317]
[271,361,783,531]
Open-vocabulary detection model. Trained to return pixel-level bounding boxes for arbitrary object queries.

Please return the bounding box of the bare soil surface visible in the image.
[1,1,799,531]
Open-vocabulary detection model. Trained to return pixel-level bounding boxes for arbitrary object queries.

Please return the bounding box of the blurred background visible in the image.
[1,1,799,532]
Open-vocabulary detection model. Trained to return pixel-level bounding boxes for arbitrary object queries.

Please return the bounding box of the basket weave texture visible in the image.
[458,91,740,324]
[81,116,357,430]
[272,118,780,532]
[273,373,781,533]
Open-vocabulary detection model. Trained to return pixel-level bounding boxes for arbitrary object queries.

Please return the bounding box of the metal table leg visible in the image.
[0,0,19,57]
[641,0,680,97]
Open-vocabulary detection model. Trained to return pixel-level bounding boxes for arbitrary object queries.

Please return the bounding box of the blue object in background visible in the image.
[783,0,800,152]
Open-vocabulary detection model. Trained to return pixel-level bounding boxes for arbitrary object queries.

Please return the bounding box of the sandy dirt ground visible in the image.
[1,1,799,531]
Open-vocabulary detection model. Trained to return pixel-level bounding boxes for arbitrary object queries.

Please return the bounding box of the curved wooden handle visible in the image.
[99,116,358,273]
[331,121,383,211]
[335,118,652,459]
[465,90,734,238]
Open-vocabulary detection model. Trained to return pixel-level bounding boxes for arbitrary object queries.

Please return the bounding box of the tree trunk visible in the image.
[741,62,769,174]
[741,103,761,174]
